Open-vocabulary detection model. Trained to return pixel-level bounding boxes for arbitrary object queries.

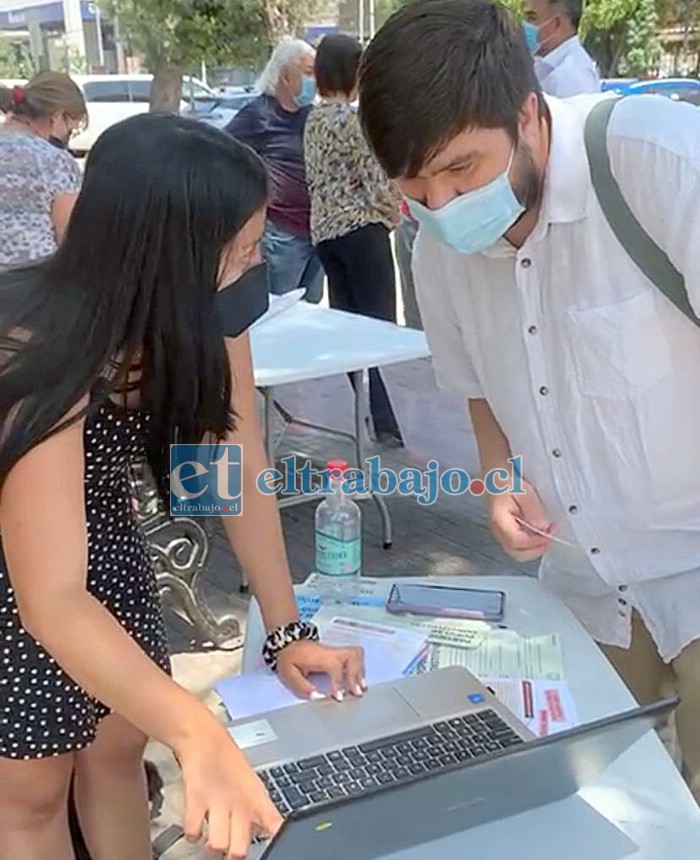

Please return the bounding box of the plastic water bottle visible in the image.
[314,459,361,600]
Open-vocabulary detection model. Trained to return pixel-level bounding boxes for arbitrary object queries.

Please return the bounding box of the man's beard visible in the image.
[511,140,542,216]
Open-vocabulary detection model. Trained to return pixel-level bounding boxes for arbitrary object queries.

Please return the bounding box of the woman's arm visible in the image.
[0,400,281,854]
[51,192,78,243]
[218,333,365,698]
[219,333,298,631]
[47,150,81,243]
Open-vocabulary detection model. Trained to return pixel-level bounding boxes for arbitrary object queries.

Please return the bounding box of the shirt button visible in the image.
[521,258,532,268]
[552,449,562,458]
[528,325,538,335]
[618,585,627,593]
[590,547,601,555]
[539,386,549,396]
[568,505,578,514]
[618,598,627,606]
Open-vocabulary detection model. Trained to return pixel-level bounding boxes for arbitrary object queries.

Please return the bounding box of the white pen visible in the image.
[514,516,576,548]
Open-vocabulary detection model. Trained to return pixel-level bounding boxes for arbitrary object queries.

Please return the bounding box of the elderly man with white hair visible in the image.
[226,39,324,303]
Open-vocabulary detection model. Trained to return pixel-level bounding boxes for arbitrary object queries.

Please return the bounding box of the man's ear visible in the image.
[518,92,543,146]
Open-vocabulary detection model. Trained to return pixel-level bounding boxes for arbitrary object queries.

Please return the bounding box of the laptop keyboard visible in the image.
[258,709,524,816]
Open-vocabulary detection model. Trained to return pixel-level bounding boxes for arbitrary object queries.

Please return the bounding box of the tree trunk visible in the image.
[150,58,183,113]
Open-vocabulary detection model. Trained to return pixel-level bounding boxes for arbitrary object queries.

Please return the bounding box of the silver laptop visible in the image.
[227,666,677,859]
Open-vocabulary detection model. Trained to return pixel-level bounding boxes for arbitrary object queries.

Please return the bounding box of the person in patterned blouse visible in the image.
[304,34,404,445]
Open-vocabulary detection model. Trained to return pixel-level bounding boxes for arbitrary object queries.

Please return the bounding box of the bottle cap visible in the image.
[327,459,349,478]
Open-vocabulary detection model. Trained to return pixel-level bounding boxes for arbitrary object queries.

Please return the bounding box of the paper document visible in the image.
[320,603,489,650]
[483,678,579,737]
[251,288,305,329]
[295,592,386,624]
[319,615,429,675]
[429,632,564,681]
[217,614,429,721]
[217,640,403,722]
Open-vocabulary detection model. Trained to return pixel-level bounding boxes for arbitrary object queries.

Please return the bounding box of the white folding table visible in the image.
[242,575,700,859]
[248,304,430,584]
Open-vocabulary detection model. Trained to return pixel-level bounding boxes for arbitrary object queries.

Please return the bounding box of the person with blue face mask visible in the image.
[226,39,324,303]
[523,0,601,97]
[359,0,700,806]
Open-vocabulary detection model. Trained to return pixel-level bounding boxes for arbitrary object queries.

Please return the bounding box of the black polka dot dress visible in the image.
[0,400,171,759]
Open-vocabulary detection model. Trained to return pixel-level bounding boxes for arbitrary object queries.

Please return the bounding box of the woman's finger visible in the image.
[226,812,252,860]
[322,653,348,700]
[206,804,231,855]
[183,794,206,843]
[259,803,285,838]
[343,647,366,696]
[279,662,320,699]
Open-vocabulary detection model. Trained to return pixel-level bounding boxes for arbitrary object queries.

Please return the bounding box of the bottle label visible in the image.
[315,530,361,577]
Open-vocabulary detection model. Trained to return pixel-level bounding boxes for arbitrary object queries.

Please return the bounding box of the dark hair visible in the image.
[358,0,543,179]
[0,71,87,124]
[315,34,363,97]
[555,0,582,30]
[0,114,268,492]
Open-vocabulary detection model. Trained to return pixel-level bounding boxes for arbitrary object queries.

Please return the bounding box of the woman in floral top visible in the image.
[304,34,404,445]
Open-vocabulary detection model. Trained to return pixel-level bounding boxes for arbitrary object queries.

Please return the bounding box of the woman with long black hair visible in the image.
[0,113,364,860]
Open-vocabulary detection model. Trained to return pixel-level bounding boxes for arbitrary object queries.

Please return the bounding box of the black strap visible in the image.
[583,96,699,328]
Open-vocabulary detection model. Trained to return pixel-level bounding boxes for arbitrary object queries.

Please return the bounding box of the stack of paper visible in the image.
[216,615,429,722]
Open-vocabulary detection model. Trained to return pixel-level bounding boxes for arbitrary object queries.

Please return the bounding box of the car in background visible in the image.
[69,74,237,154]
[602,76,700,105]
[622,77,700,105]
[192,88,258,129]
[601,77,638,92]
[211,90,257,112]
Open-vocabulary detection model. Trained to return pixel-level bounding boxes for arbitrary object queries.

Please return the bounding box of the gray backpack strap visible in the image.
[584,97,699,327]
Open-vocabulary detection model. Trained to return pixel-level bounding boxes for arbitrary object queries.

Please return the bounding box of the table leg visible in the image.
[350,370,393,550]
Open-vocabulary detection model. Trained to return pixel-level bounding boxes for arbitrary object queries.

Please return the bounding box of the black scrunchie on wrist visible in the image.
[262,620,320,672]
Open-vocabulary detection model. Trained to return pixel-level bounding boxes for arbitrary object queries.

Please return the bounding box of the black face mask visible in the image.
[48,135,68,149]
[215,263,269,338]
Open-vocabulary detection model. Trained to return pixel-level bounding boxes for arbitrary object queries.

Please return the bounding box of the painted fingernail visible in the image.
[334,690,345,702]
[361,677,368,690]
[310,691,325,701]
[354,685,364,696]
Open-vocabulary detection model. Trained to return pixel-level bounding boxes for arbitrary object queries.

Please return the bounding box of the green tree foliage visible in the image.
[582,0,661,76]
[369,0,685,77]
[103,0,320,110]
[0,38,35,79]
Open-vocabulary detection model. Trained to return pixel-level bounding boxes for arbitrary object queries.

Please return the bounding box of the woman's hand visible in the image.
[277,640,366,702]
[179,721,283,859]
[488,479,557,563]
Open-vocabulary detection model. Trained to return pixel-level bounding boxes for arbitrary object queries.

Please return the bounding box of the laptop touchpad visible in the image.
[305,685,422,748]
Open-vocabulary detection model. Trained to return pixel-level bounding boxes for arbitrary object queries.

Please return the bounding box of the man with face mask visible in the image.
[226,39,324,302]
[523,0,600,97]
[359,0,700,803]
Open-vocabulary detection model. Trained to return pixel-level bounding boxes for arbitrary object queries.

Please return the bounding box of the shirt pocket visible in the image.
[565,290,673,400]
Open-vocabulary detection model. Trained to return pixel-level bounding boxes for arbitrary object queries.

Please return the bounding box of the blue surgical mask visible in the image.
[293,75,316,108]
[406,149,525,255]
[522,21,540,55]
